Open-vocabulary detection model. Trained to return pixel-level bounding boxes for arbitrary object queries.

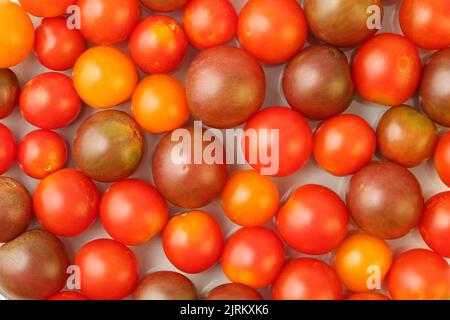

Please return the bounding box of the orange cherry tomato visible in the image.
[347,293,390,300]
[19,0,75,17]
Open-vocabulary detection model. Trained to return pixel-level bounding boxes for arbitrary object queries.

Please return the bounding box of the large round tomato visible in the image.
[272,258,343,300]
[222,227,285,289]
[0,1,35,68]
[434,131,450,187]
[19,0,75,17]
[33,169,100,237]
[0,123,16,175]
[243,107,313,177]
[352,33,421,106]
[100,179,169,246]
[277,184,349,255]
[388,249,449,300]
[238,0,308,64]
[163,211,224,274]
[75,239,139,300]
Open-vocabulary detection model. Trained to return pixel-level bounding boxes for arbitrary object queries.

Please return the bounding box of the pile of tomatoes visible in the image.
[0,0,449,301]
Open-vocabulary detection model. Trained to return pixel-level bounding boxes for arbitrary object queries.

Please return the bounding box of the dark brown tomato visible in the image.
[420,48,450,127]
[283,45,354,120]
[205,283,263,300]
[0,229,69,300]
[0,177,33,243]
[377,105,437,167]
[0,68,20,119]
[133,271,197,300]
[347,161,424,239]
[186,46,265,129]
[73,110,144,183]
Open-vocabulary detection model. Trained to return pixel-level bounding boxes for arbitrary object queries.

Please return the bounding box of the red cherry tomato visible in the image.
[352,33,421,106]
[34,17,86,71]
[238,0,308,64]
[18,130,68,179]
[75,239,139,300]
[222,227,285,289]
[19,72,81,129]
[163,211,224,274]
[183,0,237,49]
[49,292,89,300]
[19,0,75,17]
[434,132,450,188]
[243,107,313,177]
[347,293,390,300]
[277,184,349,255]
[0,123,16,175]
[129,16,188,74]
[272,258,343,300]
[33,169,99,237]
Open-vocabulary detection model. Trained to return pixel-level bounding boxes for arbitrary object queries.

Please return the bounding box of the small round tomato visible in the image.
[78,0,140,45]
[243,107,313,177]
[73,46,138,109]
[132,74,189,134]
[334,233,392,293]
[238,0,308,64]
[34,17,86,71]
[141,0,189,12]
[0,1,35,68]
[183,0,237,49]
[434,132,450,188]
[163,211,224,274]
[352,33,421,106]
[313,114,376,176]
[19,0,75,17]
[18,130,68,179]
[272,258,343,300]
[0,69,20,119]
[388,249,449,300]
[222,227,285,289]
[221,170,279,227]
[0,123,16,175]
[347,293,390,300]
[100,179,169,246]
[75,239,139,300]
[277,184,349,255]
[20,72,81,129]
[129,16,188,74]
[49,292,88,300]
[33,169,100,237]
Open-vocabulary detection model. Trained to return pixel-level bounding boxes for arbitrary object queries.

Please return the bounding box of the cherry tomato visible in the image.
[313,114,376,176]
[352,33,421,106]
[78,0,140,45]
[49,291,89,300]
[75,239,139,300]
[129,16,188,74]
[388,249,449,300]
[141,0,189,12]
[33,169,100,237]
[163,211,224,274]
[183,0,237,49]
[0,1,35,68]
[272,258,343,300]
[347,293,390,300]
[73,46,138,109]
[243,107,313,177]
[434,131,450,188]
[277,184,349,255]
[0,69,20,119]
[222,227,285,289]
[238,0,308,64]
[19,0,75,17]
[34,17,86,71]
[334,233,392,293]
[0,123,16,175]
[131,74,189,134]
[18,130,68,179]
[222,170,279,227]
[19,72,81,129]
[100,179,169,246]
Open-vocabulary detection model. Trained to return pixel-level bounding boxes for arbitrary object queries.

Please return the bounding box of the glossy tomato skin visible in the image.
[20,72,81,129]
[238,0,308,64]
[34,17,86,71]
[277,184,349,255]
[0,69,20,119]
[352,33,421,106]
[222,227,285,289]
[243,107,313,177]
[33,169,100,237]
[100,179,169,246]
[141,0,189,12]
[0,124,16,175]
[129,16,188,74]
[388,249,449,300]
[75,239,139,300]
[313,114,376,176]
[205,283,263,300]
[347,293,390,300]
[133,271,197,300]
[400,0,450,50]
[183,0,237,49]
[163,211,224,274]
[435,132,450,187]
[49,292,89,300]
[19,0,75,17]
[272,258,343,300]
